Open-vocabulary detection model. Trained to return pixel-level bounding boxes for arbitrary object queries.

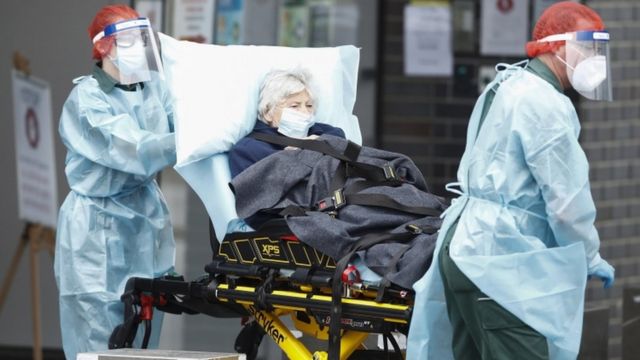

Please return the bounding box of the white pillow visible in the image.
[159,33,362,166]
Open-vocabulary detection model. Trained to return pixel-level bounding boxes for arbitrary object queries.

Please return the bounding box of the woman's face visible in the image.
[266,89,314,127]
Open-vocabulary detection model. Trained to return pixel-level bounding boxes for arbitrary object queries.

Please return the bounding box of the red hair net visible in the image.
[526,1,604,58]
[88,4,139,60]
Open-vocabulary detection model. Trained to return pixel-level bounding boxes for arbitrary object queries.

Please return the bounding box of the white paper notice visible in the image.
[171,0,216,43]
[404,4,453,76]
[480,0,529,56]
[11,70,58,228]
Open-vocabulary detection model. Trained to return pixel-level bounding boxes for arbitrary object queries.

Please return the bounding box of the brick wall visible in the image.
[581,1,640,359]
[377,0,640,358]
[379,0,471,196]
[378,0,522,196]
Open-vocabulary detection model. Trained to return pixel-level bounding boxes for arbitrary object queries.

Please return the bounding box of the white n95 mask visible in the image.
[571,55,607,93]
[277,108,316,139]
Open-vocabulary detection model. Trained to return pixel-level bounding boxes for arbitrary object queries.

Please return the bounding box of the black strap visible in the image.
[343,193,443,217]
[327,227,422,359]
[343,140,361,161]
[375,245,410,302]
[343,162,401,184]
[252,133,435,220]
[277,205,308,218]
[342,178,401,195]
[251,132,359,162]
[330,162,349,195]
[251,133,399,185]
[314,179,401,213]
[255,270,276,311]
[330,141,363,191]
[314,187,443,218]
[384,332,404,360]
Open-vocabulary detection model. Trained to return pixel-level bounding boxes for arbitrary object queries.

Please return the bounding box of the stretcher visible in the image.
[109,217,419,359]
[108,34,436,359]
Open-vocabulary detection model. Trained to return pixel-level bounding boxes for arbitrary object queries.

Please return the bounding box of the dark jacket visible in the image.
[228,120,345,177]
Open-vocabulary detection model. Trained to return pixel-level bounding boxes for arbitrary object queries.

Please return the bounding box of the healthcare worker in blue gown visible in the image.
[407,2,615,359]
[54,5,176,359]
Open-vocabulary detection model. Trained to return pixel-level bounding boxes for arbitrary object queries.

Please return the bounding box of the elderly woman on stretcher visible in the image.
[228,68,345,177]
[227,68,447,290]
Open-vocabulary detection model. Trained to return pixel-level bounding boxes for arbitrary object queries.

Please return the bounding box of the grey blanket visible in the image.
[230,135,446,289]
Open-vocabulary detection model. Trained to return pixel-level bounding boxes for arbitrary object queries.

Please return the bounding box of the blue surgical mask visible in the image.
[277,108,315,139]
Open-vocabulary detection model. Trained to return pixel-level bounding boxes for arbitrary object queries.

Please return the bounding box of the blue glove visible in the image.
[589,260,615,289]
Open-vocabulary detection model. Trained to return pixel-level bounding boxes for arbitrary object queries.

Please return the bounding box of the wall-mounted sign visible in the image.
[404,3,453,76]
[168,0,216,43]
[278,0,310,47]
[453,0,475,53]
[216,0,244,45]
[11,70,58,228]
[480,0,529,56]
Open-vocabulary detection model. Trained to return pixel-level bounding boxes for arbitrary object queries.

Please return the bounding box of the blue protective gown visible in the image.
[54,65,176,360]
[407,60,611,360]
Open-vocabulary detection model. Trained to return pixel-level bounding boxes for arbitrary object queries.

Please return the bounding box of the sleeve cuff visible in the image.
[587,252,603,274]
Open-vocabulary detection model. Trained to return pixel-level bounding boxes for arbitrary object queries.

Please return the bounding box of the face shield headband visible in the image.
[93,18,151,44]
[538,31,612,101]
[93,18,165,85]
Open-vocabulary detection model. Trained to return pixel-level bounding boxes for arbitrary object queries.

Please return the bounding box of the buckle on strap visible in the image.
[383,164,398,180]
[316,188,346,212]
[405,224,422,234]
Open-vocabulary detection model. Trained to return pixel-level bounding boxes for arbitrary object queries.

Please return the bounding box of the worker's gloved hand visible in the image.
[589,260,615,289]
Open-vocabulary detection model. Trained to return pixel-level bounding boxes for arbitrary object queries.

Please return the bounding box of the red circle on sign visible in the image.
[25,108,39,149]
[497,0,514,13]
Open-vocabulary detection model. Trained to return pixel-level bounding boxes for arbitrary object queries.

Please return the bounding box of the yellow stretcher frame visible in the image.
[216,284,410,359]
[110,226,414,359]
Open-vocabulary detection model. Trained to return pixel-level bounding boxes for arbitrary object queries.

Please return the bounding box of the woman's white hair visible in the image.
[257,68,317,123]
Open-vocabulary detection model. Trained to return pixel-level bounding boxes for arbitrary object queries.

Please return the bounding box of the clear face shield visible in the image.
[93,18,164,85]
[538,31,612,101]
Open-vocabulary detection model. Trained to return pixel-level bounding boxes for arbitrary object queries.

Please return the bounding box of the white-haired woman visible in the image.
[228,68,345,177]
